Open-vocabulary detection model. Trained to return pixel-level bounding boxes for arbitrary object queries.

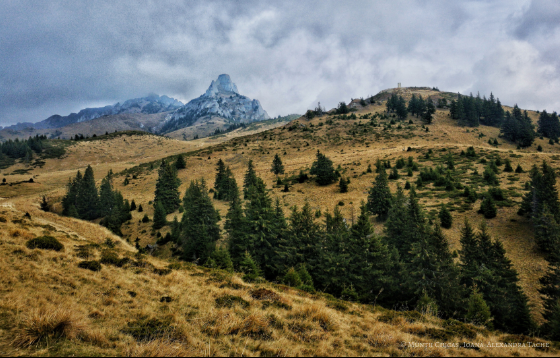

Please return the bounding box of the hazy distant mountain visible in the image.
[4,94,183,131]
[156,74,270,134]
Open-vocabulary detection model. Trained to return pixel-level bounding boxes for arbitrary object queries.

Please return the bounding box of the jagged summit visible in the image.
[156,74,269,134]
[204,74,239,97]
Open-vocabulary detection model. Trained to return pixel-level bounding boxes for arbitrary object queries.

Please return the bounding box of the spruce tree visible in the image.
[479,194,497,219]
[226,194,247,268]
[243,160,258,199]
[239,252,262,282]
[534,205,560,255]
[339,177,349,193]
[180,180,221,263]
[466,288,493,328]
[310,150,337,185]
[439,205,452,228]
[271,154,285,175]
[40,196,49,212]
[154,160,181,214]
[130,199,137,211]
[153,201,167,230]
[77,165,99,220]
[540,249,560,340]
[175,155,187,170]
[367,167,392,220]
[98,171,115,218]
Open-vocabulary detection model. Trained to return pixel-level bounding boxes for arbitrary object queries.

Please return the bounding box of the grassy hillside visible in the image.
[0,203,556,357]
[1,88,559,355]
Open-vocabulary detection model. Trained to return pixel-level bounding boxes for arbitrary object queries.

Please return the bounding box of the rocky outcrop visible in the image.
[156,74,269,134]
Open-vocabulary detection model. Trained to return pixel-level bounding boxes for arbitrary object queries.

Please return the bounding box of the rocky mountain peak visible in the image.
[204,74,239,97]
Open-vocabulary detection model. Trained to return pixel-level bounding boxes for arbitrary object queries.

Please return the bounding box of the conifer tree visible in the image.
[239,252,262,282]
[310,150,337,185]
[77,165,99,220]
[466,288,493,328]
[540,249,560,340]
[479,194,497,219]
[504,159,513,172]
[180,180,221,263]
[367,167,392,220]
[534,205,560,255]
[138,204,144,212]
[175,154,187,170]
[40,196,49,212]
[339,177,349,193]
[439,205,452,228]
[271,154,285,175]
[98,171,115,218]
[243,160,258,199]
[226,194,247,268]
[153,201,167,230]
[154,160,181,214]
[130,199,137,211]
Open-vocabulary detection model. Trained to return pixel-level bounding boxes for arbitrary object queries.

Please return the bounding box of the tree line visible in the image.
[0,135,49,161]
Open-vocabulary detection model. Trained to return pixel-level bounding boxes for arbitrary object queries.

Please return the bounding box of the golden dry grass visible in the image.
[1,90,560,356]
[0,204,557,356]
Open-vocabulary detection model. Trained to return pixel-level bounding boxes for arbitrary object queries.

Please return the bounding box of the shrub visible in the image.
[537,145,543,152]
[78,260,102,272]
[26,236,64,252]
[215,295,250,309]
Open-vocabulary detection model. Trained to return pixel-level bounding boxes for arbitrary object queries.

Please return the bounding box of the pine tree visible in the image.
[180,180,221,263]
[271,154,285,175]
[504,159,513,172]
[77,165,99,220]
[40,196,49,212]
[154,160,181,214]
[152,201,167,230]
[98,171,115,218]
[534,205,560,255]
[439,205,452,228]
[466,288,493,328]
[239,252,261,282]
[479,194,497,219]
[367,167,392,220]
[310,150,337,185]
[339,177,349,193]
[243,160,258,199]
[540,249,560,340]
[175,154,187,170]
[226,194,247,268]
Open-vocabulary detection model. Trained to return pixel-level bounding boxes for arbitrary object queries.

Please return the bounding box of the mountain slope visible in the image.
[0,200,554,357]
[3,94,183,132]
[157,74,270,134]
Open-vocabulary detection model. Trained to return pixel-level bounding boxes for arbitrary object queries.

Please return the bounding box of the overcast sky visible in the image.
[1,0,560,127]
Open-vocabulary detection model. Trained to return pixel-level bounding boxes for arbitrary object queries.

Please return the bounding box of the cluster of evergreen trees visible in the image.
[0,135,49,161]
[163,157,534,334]
[407,94,436,123]
[214,159,238,201]
[500,105,535,148]
[62,166,132,235]
[538,110,560,141]
[516,161,560,339]
[449,92,505,127]
[385,93,408,120]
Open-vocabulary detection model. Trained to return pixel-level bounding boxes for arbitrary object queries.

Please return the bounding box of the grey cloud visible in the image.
[2,0,560,127]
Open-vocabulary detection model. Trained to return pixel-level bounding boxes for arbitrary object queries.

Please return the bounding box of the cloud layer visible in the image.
[1,0,559,126]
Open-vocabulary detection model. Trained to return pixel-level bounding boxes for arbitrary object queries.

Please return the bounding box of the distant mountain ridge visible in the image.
[156,74,270,134]
[4,94,183,131]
